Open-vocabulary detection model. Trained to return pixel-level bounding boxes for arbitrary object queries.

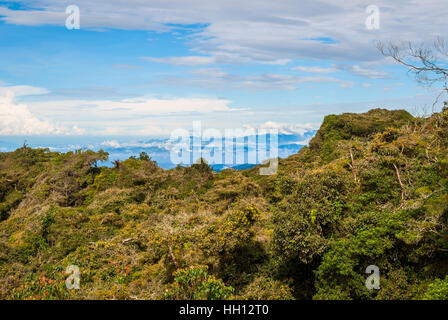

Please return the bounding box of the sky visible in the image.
[0,0,447,139]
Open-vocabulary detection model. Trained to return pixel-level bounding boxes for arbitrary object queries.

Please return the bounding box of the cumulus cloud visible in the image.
[0,91,84,135]
[21,95,243,135]
[244,121,318,136]
[100,140,121,148]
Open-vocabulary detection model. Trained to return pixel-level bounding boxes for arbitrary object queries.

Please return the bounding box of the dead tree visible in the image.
[377,39,448,112]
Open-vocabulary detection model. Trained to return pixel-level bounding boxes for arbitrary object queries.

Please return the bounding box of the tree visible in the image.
[377,39,448,110]
[139,152,151,161]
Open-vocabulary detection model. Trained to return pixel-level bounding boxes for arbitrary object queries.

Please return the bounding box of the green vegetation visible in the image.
[0,108,447,300]
[164,265,233,300]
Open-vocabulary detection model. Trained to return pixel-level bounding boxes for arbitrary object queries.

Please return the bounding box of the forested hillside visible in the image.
[0,108,447,300]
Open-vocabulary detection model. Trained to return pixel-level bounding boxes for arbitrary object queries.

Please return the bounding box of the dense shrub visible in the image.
[0,108,447,300]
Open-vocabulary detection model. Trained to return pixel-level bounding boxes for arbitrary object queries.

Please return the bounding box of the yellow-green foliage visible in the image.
[164,265,233,300]
[0,108,447,300]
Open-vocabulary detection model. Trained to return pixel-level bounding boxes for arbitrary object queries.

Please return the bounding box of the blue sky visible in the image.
[0,0,446,138]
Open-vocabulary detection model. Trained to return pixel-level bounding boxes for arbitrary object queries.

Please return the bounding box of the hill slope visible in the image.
[0,108,447,300]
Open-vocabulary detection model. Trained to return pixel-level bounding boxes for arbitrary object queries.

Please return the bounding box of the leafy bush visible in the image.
[424,277,448,300]
[164,265,233,300]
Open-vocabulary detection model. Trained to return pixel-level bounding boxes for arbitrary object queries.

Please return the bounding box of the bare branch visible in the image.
[393,163,406,205]
[377,40,448,89]
[378,40,448,112]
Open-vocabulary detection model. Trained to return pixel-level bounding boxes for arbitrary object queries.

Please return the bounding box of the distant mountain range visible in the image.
[0,130,316,171]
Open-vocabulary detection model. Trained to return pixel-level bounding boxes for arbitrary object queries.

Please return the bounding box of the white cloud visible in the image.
[141,56,216,66]
[336,64,390,79]
[161,69,354,90]
[1,1,447,64]
[0,90,84,135]
[100,139,171,149]
[292,75,354,89]
[29,97,236,117]
[100,140,121,148]
[259,59,291,66]
[0,85,50,97]
[0,7,65,26]
[138,125,170,136]
[294,66,337,74]
[244,121,318,136]
[293,64,389,79]
[18,95,242,135]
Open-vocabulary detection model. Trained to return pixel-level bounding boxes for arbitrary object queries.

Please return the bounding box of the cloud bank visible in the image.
[0,89,84,135]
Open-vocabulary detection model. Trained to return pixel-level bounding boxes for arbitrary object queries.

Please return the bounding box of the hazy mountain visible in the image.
[0,131,316,170]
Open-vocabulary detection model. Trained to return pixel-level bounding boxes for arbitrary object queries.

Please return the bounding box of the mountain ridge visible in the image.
[0,107,447,300]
